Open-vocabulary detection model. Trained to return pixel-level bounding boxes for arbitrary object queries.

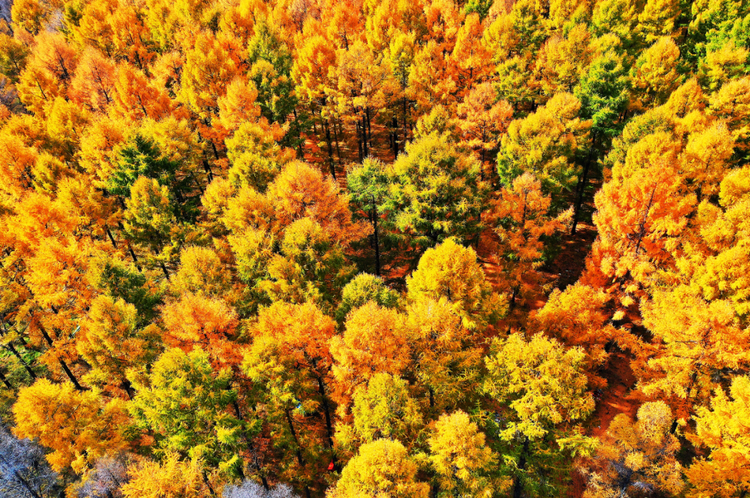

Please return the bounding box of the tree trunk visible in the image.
[0,369,12,389]
[126,242,142,272]
[5,342,37,380]
[231,401,271,490]
[392,116,399,157]
[355,120,365,162]
[105,226,118,248]
[285,409,305,466]
[333,117,343,166]
[159,261,170,280]
[190,171,205,195]
[202,159,214,183]
[402,96,408,146]
[361,114,369,158]
[512,437,530,498]
[294,108,303,158]
[202,471,217,497]
[37,322,86,391]
[324,119,336,180]
[372,203,381,276]
[316,376,335,450]
[365,107,373,156]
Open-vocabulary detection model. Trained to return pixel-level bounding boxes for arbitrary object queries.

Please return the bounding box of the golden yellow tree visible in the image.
[687,375,750,498]
[13,379,130,473]
[428,410,498,498]
[327,439,429,498]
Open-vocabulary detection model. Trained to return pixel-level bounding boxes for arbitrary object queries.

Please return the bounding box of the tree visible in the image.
[591,0,643,53]
[112,64,172,121]
[243,301,337,491]
[688,166,750,320]
[484,333,596,498]
[129,348,248,479]
[428,410,497,498]
[336,373,423,453]
[687,375,750,498]
[246,20,298,129]
[529,283,615,388]
[122,176,183,278]
[346,158,391,276]
[387,132,488,248]
[178,31,240,120]
[406,238,503,330]
[537,24,594,97]
[106,134,185,207]
[490,173,572,310]
[0,34,30,84]
[631,37,682,110]
[497,93,591,197]
[640,286,750,419]
[406,296,484,415]
[266,161,370,247]
[121,453,213,498]
[225,118,295,193]
[173,246,233,298]
[573,35,630,144]
[69,48,117,113]
[88,254,162,325]
[161,293,241,367]
[330,302,411,410]
[327,439,429,498]
[335,273,400,323]
[260,217,357,308]
[12,379,130,474]
[638,0,681,43]
[583,402,684,498]
[17,32,77,114]
[709,77,750,156]
[454,82,514,171]
[331,40,394,162]
[77,295,162,398]
[218,77,262,133]
[582,162,696,309]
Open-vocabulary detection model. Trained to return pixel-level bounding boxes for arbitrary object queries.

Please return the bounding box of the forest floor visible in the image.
[301,122,640,497]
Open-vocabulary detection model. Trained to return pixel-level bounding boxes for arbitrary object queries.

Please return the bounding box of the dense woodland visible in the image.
[0,0,749,496]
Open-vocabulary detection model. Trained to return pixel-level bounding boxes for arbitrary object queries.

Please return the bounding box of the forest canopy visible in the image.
[1,0,750,496]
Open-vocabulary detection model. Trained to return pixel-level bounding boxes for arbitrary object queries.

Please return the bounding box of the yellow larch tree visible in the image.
[687,375,750,498]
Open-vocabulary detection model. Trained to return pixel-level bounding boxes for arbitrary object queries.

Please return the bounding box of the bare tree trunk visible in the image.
[356,121,364,162]
[158,261,170,280]
[0,369,12,389]
[333,117,343,166]
[38,323,86,391]
[372,203,380,276]
[5,342,37,380]
[324,120,336,179]
[512,438,530,498]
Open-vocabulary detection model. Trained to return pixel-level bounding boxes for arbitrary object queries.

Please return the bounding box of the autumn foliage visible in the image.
[0,0,749,497]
